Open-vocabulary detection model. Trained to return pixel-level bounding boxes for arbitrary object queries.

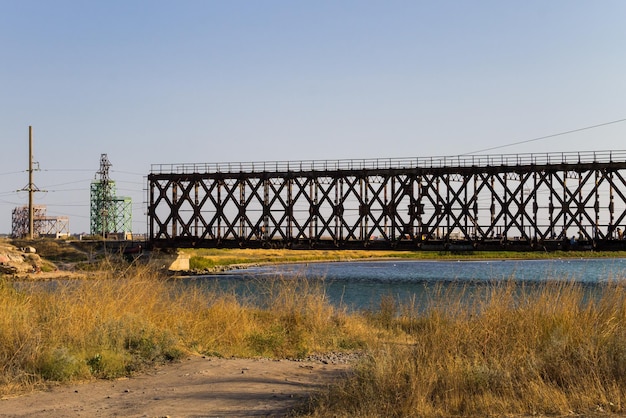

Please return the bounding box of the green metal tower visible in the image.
[90,154,132,238]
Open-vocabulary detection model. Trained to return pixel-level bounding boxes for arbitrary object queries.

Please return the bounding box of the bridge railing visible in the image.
[150,150,626,175]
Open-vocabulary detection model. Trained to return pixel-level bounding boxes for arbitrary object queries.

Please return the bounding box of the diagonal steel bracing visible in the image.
[148,151,626,250]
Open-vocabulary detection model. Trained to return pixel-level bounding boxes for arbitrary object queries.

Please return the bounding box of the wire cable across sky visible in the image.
[462,117,626,156]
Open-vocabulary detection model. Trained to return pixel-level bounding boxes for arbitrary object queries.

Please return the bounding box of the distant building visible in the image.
[11,205,70,238]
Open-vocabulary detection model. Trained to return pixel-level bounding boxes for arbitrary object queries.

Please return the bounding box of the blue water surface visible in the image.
[189,258,626,310]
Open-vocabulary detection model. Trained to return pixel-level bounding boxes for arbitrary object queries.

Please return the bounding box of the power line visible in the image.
[0,198,23,205]
[39,179,91,188]
[115,180,146,186]
[43,168,94,173]
[44,188,88,193]
[111,169,146,176]
[462,117,626,155]
[0,170,25,176]
[0,190,20,196]
[48,204,90,207]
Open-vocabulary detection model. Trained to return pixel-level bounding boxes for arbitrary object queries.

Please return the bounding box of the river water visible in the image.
[186,258,626,310]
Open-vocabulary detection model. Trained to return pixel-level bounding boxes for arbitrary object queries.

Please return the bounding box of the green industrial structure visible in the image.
[90,154,132,238]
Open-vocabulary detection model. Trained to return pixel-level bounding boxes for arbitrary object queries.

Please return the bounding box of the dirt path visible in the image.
[1,356,350,417]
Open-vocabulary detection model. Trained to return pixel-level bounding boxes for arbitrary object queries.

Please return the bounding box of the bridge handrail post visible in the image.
[149,147,626,181]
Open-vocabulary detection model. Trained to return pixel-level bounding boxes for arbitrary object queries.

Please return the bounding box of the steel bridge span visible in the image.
[148,150,626,251]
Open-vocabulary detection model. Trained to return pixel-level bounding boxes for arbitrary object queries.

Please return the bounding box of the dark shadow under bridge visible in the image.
[148,150,626,251]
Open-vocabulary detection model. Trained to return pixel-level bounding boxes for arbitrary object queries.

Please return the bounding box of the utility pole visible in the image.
[28,126,35,239]
[22,125,42,239]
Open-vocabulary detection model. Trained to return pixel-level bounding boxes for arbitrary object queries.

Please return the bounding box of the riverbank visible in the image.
[182,247,626,274]
[5,237,626,278]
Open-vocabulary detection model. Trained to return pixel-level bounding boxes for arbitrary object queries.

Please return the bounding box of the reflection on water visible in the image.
[186,258,626,310]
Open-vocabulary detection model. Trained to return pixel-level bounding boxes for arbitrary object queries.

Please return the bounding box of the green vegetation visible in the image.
[186,248,392,270]
[186,247,626,271]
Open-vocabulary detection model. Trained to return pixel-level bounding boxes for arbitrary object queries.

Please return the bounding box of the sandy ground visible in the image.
[0,356,351,418]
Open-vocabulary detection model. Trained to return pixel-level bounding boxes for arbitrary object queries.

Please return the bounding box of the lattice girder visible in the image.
[148,155,626,249]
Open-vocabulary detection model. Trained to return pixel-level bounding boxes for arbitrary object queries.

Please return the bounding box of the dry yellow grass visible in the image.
[0,262,371,396]
[4,257,626,416]
[302,281,626,417]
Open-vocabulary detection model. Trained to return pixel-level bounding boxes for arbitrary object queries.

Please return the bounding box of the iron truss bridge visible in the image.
[148,150,626,251]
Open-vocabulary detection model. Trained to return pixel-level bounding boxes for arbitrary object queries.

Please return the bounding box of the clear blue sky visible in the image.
[1,0,625,235]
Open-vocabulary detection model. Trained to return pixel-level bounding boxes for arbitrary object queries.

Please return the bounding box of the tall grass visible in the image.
[0,262,369,395]
[303,280,626,417]
[6,259,626,416]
